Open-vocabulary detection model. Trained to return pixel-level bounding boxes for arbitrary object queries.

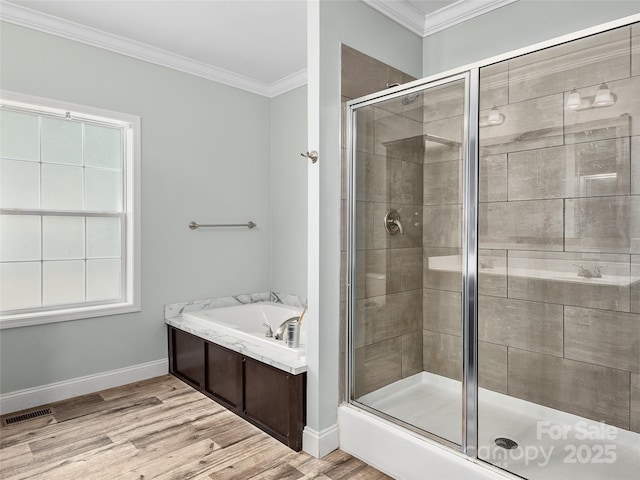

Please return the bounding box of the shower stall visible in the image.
[345,18,639,480]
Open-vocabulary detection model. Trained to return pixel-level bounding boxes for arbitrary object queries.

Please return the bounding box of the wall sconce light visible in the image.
[480,105,505,127]
[566,83,617,110]
[594,83,614,105]
[567,88,582,109]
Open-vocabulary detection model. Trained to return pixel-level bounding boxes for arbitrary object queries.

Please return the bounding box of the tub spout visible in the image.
[275,317,300,340]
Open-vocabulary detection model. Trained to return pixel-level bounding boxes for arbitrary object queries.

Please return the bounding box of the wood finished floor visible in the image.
[0,375,392,480]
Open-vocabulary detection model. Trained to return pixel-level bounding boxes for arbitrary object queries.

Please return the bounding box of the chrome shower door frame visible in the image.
[345,69,480,456]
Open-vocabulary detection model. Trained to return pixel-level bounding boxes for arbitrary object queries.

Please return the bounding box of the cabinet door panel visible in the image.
[244,357,292,438]
[205,342,242,411]
[172,328,204,388]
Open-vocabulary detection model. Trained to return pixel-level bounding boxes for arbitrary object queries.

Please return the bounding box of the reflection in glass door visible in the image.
[477,24,640,480]
[349,76,468,445]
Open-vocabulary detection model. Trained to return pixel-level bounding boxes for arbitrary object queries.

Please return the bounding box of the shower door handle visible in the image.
[384,209,404,235]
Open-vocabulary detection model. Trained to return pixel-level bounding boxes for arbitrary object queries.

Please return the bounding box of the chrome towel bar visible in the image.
[189,221,257,230]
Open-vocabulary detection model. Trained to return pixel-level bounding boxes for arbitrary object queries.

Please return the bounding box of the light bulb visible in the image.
[566,88,582,109]
[488,106,502,125]
[594,83,612,106]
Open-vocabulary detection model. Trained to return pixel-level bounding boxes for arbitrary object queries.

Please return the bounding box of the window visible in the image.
[0,91,140,328]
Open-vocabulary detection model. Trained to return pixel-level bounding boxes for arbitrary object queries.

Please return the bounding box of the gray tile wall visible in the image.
[421,79,467,391]
[341,45,422,400]
[474,24,640,432]
[508,349,631,429]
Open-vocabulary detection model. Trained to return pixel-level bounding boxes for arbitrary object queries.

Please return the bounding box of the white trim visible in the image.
[302,424,340,458]
[0,303,141,329]
[0,358,168,415]
[362,0,517,38]
[422,0,517,37]
[267,69,308,98]
[362,0,426,37]
[0,1,306,98]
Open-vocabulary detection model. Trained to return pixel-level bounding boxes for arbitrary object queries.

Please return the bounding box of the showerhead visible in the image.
[402,93,420,105]
[385,82,420,106]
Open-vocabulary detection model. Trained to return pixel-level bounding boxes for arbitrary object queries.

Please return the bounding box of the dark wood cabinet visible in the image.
[169,327,204,389]
[205,342,242,412]
[168,326,306,451]
[244,357,306,450]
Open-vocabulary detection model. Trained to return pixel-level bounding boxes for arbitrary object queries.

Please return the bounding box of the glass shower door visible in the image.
[349,75,468,445]
[477,24,640,480]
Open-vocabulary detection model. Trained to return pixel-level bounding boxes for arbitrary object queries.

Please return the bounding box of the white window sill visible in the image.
[0,302,141,329]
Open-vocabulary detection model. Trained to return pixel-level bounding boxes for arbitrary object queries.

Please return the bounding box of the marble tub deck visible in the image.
[165,292,308,375]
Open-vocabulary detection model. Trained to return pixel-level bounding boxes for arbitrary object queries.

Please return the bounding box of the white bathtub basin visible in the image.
[180,302,306,363]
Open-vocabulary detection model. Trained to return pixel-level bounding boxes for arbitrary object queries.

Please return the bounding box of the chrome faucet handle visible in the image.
[594,265,607,278]
[392,218,404,234]
[262,323,273,338]
[384,209,404,235]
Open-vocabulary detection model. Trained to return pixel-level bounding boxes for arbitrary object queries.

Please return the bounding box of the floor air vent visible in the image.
[4,408,53,425]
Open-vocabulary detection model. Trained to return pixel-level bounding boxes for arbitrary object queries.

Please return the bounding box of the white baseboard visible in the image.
[0,358,168,415]
[302,423,339,458]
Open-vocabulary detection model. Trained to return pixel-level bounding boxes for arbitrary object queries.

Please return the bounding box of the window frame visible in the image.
[0,90,141,328]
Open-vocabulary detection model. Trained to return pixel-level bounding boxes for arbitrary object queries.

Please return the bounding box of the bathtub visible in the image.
[166,302,307,374]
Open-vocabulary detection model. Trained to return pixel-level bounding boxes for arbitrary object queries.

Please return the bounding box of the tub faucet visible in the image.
[593,265,607,278]
[572,264,606,279]
[275,317,300,340]
[262,323,273,338]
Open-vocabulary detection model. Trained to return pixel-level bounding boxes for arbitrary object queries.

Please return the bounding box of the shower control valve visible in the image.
[384,209,404,235]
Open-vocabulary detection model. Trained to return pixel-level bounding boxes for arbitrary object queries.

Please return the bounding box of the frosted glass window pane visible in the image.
[43,216,84,260]
[85,124,122,169]
[41,164,83,210]
[0,110,39,161]
[43,260,84,305]
[86,217,120,258]
[86,259,121,301]
[85,169,122,211]
[0,215,41,261]
[0,262,41,310]
[41,117,82,165]
[0,159,40,209]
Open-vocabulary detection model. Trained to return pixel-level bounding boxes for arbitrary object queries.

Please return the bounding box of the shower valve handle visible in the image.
[384,209,404,235]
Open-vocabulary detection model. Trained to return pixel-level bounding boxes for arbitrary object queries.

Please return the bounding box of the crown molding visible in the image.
[363,0,517,38]
[423,0,517,37]
[362,0,426,37]
[268,68,308,97]
[0,1,305,98]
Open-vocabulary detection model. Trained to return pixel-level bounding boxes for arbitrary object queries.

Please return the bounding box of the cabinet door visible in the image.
[244,357,305,448]
[205,342,242,411]
[171,328,205,388]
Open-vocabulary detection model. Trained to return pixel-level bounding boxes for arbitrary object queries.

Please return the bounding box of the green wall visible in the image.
[0,21,275,394]
[270,85,308,297]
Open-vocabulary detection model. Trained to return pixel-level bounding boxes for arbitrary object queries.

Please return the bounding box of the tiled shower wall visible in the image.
[423,24,640,432]
[340,45,422,399]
